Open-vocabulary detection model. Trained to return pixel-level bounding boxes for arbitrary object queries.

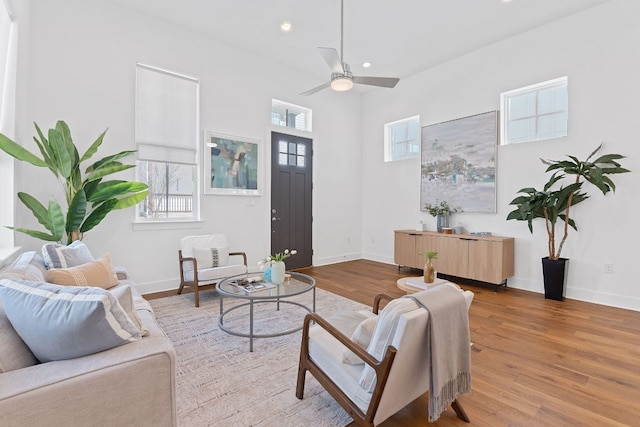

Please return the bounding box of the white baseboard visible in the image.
[483,276,640,311]
[136,254,365,294]
[134,262,640,312]
[314,252,361,266]
[505,277,543,293]
[566,288,640,311]
[361,252,394,265]
[136,277,180,295]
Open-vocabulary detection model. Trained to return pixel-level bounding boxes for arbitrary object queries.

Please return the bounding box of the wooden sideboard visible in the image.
[394,229,514,285]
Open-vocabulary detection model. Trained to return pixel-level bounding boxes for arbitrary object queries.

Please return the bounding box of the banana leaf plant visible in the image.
[0,121,149,244]
[507,144,629,260]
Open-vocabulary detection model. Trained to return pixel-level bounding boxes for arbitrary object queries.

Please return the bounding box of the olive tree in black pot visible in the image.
[507,144,629,300]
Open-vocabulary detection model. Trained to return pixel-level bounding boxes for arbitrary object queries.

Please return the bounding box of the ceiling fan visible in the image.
[300,0,400,96]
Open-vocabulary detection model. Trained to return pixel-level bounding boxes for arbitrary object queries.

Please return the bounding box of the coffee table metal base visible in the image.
[218,294,315,352]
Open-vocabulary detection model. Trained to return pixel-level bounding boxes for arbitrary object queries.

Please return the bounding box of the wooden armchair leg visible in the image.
[178,278,189,295]
[451,399,470,422]
[295,366,307,399]
[194,284,200,308]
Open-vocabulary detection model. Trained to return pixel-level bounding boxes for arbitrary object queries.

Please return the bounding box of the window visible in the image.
[384,116,420,162]
[272,99,312,132]
[0,0,13,122]
[500,77,568,145]
[0,0,16,247]
[135,64,199,221]
[278,139,306,167]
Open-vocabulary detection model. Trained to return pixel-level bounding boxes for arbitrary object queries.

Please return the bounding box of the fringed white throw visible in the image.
[406,284,471,422]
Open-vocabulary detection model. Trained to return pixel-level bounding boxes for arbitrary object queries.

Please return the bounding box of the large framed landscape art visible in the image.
[420,111,498,213]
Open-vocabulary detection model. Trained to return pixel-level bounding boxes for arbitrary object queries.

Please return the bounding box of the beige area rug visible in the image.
[150,287,370,427]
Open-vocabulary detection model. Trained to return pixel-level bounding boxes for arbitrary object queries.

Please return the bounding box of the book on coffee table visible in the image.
[404,277,448,290]
[232,280,276,293]
[238,276,265,285]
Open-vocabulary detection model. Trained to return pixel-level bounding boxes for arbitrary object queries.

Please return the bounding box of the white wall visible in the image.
[13,0,363,293]
[361,0,640,310]
[0,0,24,253]
[12,0,640,311]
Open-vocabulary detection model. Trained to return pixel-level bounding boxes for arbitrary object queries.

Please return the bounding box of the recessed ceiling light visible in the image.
[362,62,372,68]
[280,21,292,33]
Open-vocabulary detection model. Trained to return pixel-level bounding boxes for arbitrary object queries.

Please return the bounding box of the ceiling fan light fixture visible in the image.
[331,76,353,91]
[299,0,399,95]
[280,21,292,32]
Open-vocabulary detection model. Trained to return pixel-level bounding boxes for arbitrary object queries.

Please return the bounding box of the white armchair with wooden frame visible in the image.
[296,283,474,426]
[178,234,247,307]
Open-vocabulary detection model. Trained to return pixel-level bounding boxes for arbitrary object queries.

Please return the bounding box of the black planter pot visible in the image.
[542,257,569,301]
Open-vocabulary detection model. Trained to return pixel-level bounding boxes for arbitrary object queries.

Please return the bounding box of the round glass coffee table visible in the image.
[217,272,316,352]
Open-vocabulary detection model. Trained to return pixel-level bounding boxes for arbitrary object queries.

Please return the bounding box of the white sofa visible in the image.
[0,251,177,427]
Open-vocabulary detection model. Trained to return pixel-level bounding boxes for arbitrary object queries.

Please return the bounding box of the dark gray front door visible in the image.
[271,131,312,269]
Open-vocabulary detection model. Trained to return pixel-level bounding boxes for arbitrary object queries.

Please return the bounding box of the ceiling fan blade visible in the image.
[300,81,331,96]
[317,47,344,74]
[353,76,400,88]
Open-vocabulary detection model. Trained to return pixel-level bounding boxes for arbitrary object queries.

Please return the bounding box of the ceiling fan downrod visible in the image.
[339,0,345,63]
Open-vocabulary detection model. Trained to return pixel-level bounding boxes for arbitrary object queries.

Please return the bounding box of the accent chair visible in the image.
[178,234,247,307]
[296,284,474,426]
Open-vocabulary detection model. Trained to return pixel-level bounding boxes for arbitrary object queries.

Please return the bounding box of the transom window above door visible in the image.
[272,99,312,132]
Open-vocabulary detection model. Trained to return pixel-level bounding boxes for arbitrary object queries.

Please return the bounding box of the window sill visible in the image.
[133,220,204,232]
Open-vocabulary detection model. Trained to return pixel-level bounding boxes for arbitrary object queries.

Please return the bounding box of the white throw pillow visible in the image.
[192,246,229,268]
[3,251,49,282]
[0,279,140,362]
[42,240,94,269]
[342,316,378,364]
[358,298,418,392]
[109,285,149,337]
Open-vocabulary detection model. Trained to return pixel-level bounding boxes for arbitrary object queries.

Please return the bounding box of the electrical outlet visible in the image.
[604,263,614,274]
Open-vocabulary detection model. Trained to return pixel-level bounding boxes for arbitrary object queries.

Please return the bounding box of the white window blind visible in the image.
[135,64,199,164]
[135,64,199,221]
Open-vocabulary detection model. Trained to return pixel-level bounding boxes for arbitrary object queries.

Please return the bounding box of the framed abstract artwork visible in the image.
[203,131,261,196]
[420,111,498,213]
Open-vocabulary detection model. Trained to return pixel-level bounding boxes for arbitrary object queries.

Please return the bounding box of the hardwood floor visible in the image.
[296,260,640,426]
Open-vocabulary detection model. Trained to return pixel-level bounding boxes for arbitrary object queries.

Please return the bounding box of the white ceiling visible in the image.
[106,0,611,89]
